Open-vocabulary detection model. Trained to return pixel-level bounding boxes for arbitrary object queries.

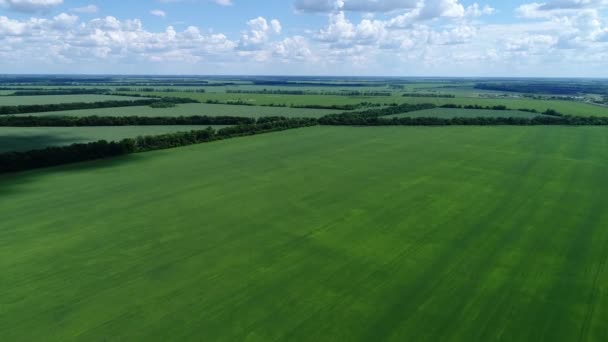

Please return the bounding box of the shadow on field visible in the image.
[0,153,142,197]
[0,133,91,153]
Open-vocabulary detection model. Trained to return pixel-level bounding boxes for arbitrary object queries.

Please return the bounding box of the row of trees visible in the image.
[115,88,206,93]
[0,97,198,115]
[402,93,456,98]
[319,114,608,126]
[9,89,111,96]
[348,103,437,118]
[0,115,257,127]
[226,89,393,96]
[203,99,382,111]
[0,118,317,173]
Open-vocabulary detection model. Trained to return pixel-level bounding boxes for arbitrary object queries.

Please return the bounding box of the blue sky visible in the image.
[0,0,607,76]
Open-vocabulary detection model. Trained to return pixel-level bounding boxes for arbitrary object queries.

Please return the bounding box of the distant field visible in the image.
[2,126,608,341]
[387,108,544,119]
[0,126,224,153]
[14,103,342,118]
[0,95,147,106]
[397,97,608,117]
[127,91,608,117]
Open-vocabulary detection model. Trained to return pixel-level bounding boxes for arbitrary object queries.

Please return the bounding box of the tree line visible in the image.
[0,115,256,127]
[8,89,112,96]
[402,93,456,98]
[0,97,198,115]
[318,114,608,126]
[226,89,393,96]
[203,99,382,111]
[115,88,206,93]
[0,118,317,173]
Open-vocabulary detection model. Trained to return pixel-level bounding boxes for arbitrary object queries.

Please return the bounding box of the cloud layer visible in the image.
[0,0,606,76]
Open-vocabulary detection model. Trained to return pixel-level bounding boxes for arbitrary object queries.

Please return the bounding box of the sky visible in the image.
[0,0,607,76]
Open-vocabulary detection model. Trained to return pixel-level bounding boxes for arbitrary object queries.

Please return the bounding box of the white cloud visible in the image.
[238,17,282,50]
[295,0,418,13]
[210,0,233,6]
[71,5,98,14]
[0,1,605,76]
[150,9,167,17]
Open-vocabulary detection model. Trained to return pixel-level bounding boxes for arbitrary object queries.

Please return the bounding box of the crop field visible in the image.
[386,108,544,119]
[14,103,342,118]
[125,91,608,117]
[0,95,148,106]
[0,126,224,153]
[398,97,608,117]
[2,126,608,341]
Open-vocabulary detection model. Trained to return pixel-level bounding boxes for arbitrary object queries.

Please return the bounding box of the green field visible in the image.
[125,91,608,117]
[14,103,342,118]
[387,108,544,119]
[0,126,224,153]
[2,126,607,341]
[0,95,147,106]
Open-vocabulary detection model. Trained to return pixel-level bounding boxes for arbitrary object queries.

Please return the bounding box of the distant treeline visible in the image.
[319,114,608,126]
[352,103,437,117]
[319,106,608,125]
[226,89,392,96]
[115,88,206,93]
[475,83,608,95]
[0,118,317,173]
[203,99,381,111]
[0,97,197,115]
[402,93,455,98]
[8,88,111,96]
[251,81,385,87]
[0,115,256,127]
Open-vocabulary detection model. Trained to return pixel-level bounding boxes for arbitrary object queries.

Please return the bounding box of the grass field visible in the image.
[14,103,342,118]
[386,108,544,118]
[0,126,224,153]
[0,95,148,106]
[1,126,607,341]
[125,91,608,117]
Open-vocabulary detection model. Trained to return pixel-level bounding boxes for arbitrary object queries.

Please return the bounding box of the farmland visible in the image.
[1,126,608,341]
[0,126,225,153]
[2,75,608,341]
[122,91,608,117]
[0,95,147,106]
[13,103,342,118]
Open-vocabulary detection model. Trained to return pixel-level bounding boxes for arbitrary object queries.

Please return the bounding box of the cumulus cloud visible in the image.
[295,0,418,13]
[238,17,282,50]
[0,14,237,64]
[0,0,63,13]
[0,0,605,75]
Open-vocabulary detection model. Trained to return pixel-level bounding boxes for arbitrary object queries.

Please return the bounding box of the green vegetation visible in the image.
[397,96,608,117]
[386,108,544,118]
[149,102,177,108]
[12,103,342,118]
[1,126,608,341]
[0,118,316,172]
[0,97,196,115]
[125,91,608,117]
[0,126,224,152]
[0,94,146,106]
[0,115,254,127]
